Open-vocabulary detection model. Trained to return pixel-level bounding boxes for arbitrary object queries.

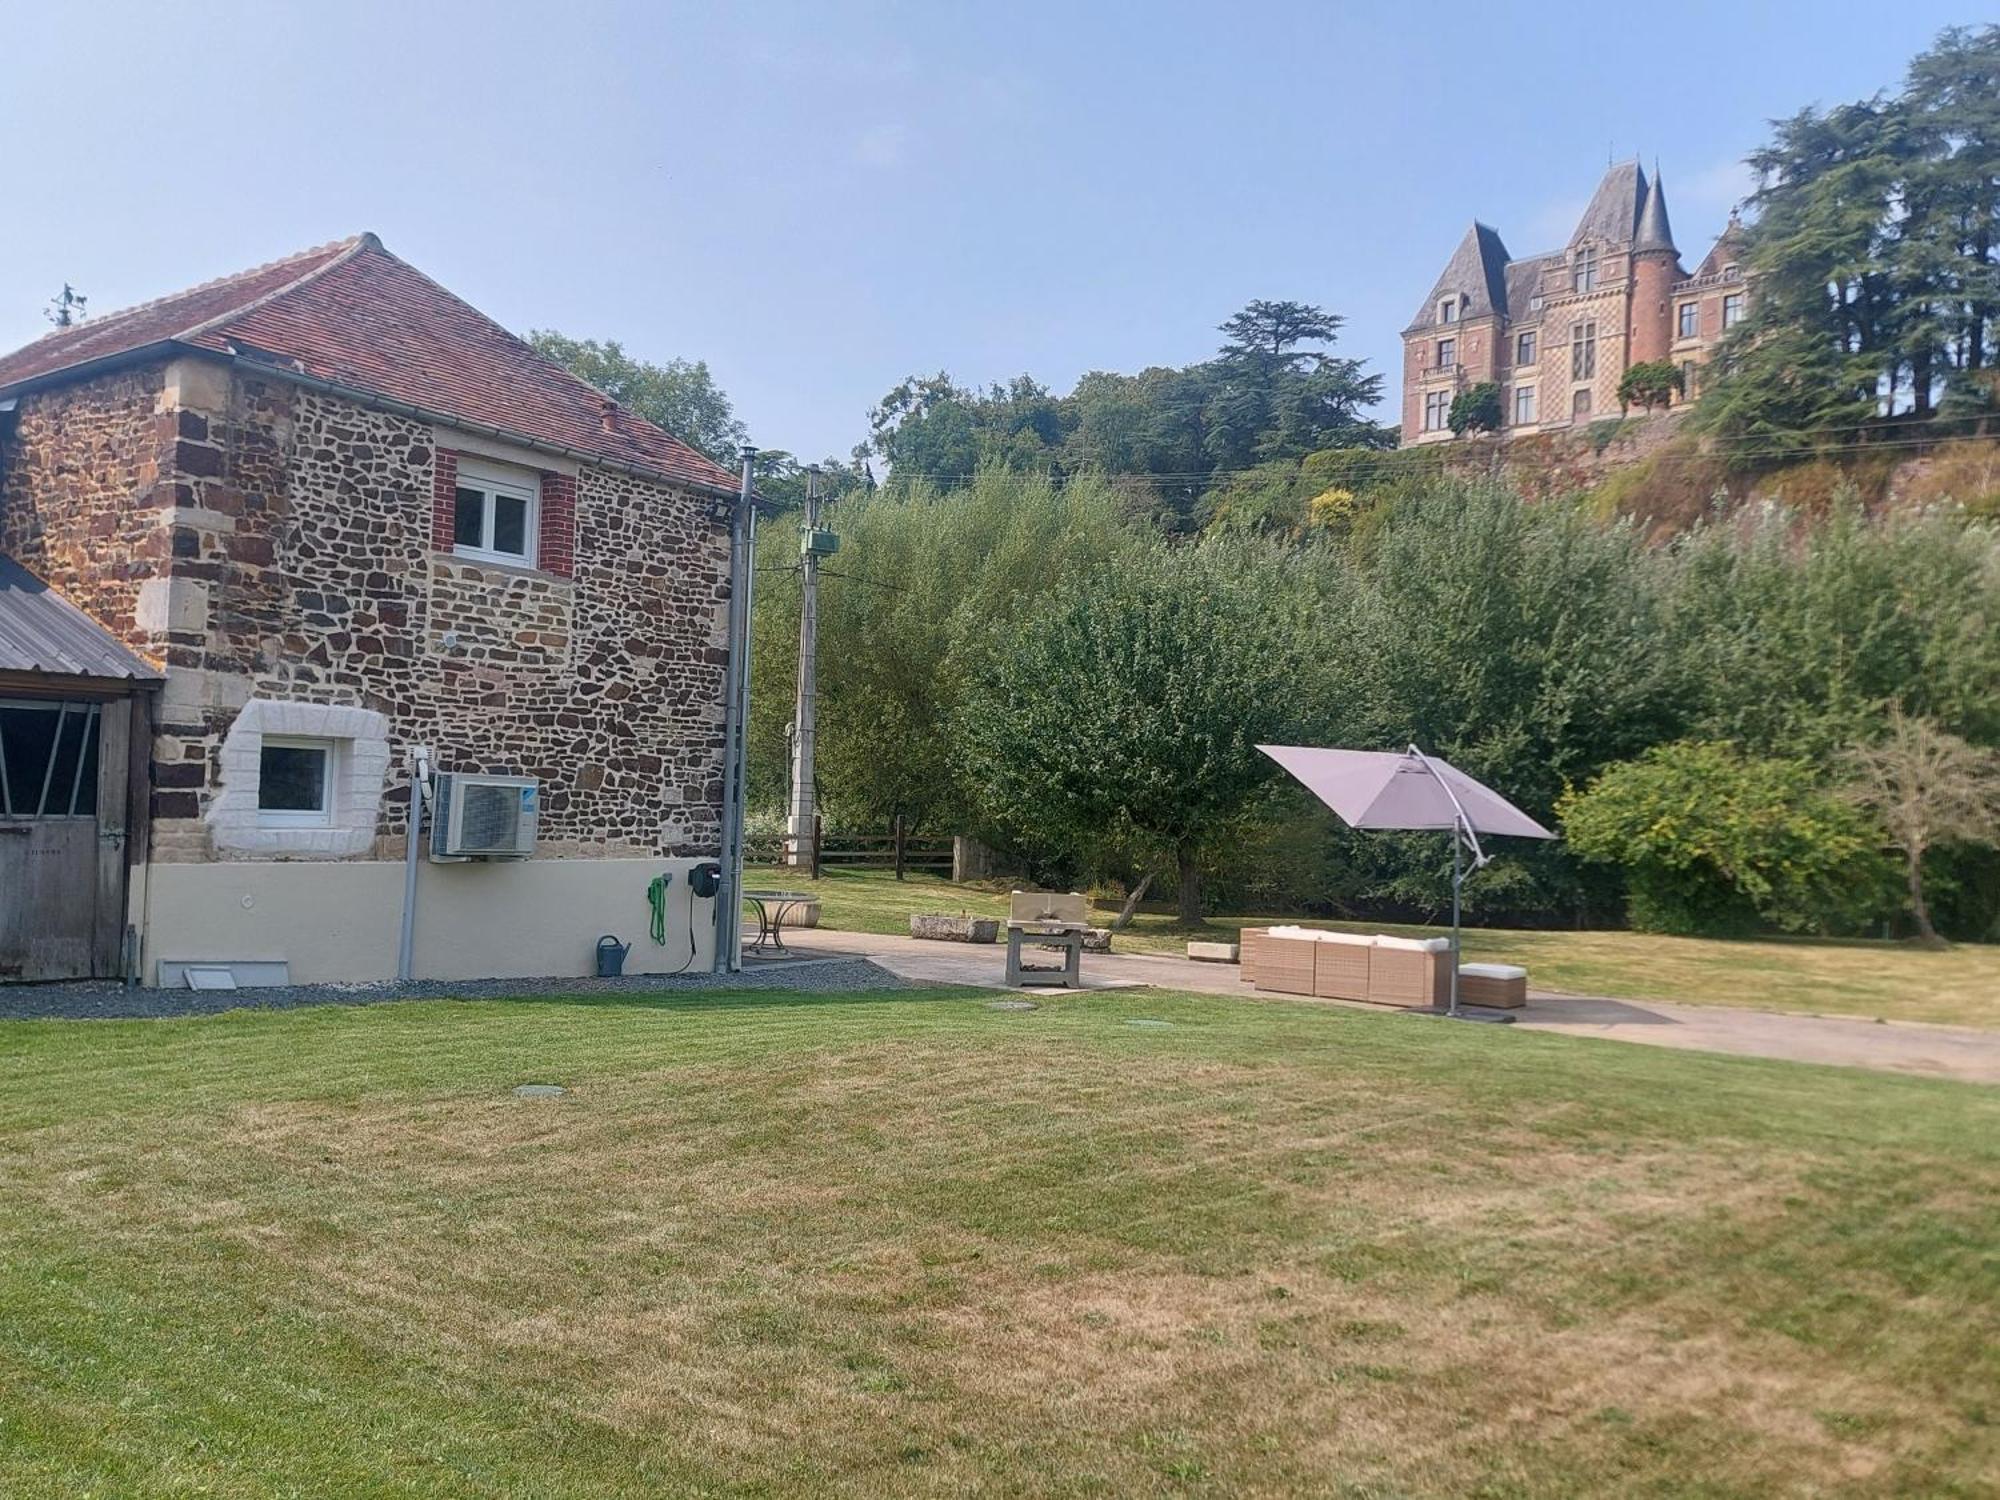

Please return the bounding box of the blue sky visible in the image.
[0,1,1976,461]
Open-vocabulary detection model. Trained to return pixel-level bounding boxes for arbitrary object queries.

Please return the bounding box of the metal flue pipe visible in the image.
[713,448,759,972]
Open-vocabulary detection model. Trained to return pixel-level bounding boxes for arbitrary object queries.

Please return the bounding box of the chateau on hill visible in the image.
[1401,161,1747,443]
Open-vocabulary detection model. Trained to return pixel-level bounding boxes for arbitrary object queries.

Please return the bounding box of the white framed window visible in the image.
[1513,385,1537,425]
[1423,390,1450,431]
[453,458,538,567]
[1529,294,1545,312]
[1678,302,1699,339]
[1722,293,1745,329]
[257,736,334,828]
[1438,298,1459,324]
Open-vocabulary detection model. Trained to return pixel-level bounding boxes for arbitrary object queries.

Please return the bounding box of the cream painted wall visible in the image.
[140,856,718,985]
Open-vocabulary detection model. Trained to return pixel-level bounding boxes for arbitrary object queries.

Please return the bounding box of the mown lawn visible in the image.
[755,864,2000,1029]
[1,987,1996,1497]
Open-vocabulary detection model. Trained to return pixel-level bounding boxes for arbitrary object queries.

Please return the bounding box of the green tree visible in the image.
[1560,741,1892,936]
[1448,382,1503,434]
[1616,361,1683,414]
[959,539,1311,922]
[1696,26,2000,451]
[527,331,748,460]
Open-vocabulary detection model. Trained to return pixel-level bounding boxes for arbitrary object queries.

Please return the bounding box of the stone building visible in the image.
[0,234,743,983]
[1400,161,1748,443]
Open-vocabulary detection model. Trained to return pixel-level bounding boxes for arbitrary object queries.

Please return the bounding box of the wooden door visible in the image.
[0,696,127,981]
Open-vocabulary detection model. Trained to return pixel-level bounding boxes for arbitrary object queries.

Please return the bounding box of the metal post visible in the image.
[785,466,822,866]
[714,448,758,973]
[1448,820,1463,1017]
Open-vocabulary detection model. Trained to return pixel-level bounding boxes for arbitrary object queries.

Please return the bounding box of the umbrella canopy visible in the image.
[1257,745,1555,841]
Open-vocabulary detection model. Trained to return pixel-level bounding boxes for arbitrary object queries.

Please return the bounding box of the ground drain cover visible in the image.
[987,999,1039,1012]
[513,1083,567,1099]
[1126,1019,1174,1030]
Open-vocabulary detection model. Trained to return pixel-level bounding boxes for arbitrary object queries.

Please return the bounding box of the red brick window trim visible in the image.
[435,448,574,578]
[539,472,576,579]
[432,449,459,553]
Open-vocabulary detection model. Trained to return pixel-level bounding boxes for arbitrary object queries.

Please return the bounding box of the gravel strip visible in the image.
[0,956,916,1022]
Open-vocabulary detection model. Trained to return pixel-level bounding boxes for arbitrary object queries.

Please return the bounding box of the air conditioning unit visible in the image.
[430,773,539,860]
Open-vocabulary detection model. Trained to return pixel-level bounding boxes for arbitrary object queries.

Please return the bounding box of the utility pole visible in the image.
[785,466,822,867]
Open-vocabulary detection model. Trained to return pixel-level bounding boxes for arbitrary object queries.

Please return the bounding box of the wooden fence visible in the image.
[744,817,953,879]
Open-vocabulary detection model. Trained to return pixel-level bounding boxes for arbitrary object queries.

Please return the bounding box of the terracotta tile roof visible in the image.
[0,234,741,494]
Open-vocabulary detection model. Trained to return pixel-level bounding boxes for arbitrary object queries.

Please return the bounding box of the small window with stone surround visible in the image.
[208,701,392,858]
[452,457,539,568]
[1722,293,1745,329]
[1438,298,1459,324]
[1436,337,1456,369]
[1678,302,1699,339]
[1513,385,1536,425]
[1516,331,1536,365]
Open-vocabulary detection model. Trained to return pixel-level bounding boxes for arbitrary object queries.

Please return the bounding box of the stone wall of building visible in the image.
[3,356,731,864]
[0,362,175,655]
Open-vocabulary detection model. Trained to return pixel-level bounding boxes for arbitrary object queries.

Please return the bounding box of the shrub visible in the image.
[1558,741,1893,936]
[1617,360,1683,413]
[1448,383,1502,436]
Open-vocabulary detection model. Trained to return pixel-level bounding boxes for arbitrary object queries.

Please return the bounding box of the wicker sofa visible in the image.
[1240,926,1455,1010]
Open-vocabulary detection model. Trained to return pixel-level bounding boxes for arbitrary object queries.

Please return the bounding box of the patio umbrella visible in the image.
[1257,744,1555,1020]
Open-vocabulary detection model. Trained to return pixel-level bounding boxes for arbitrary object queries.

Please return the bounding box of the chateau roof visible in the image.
[1633,169,1677,254]
[1406,222,1511,331]
[0,236,741,495]
[1571,160,1648,247]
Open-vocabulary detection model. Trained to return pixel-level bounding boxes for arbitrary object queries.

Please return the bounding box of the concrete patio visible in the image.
[781,927,2000,1086]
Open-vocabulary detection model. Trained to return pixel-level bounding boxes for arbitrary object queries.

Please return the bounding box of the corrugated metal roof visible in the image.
[0,555,161,681]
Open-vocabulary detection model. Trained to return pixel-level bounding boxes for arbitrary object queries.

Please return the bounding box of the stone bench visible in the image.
[909,913,999,944]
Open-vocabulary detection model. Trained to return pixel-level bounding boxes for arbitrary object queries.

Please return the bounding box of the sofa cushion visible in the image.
[1371,934,1451,953]
[1461,962,1528,980]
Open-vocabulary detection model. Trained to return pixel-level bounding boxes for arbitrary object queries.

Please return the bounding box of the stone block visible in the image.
[910,913,1000,944]
[1187,940,1240,963]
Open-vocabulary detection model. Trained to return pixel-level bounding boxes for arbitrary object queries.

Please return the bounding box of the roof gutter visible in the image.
[214,348,756,508]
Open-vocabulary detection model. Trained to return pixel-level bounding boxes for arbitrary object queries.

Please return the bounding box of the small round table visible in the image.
[742,891,816,954]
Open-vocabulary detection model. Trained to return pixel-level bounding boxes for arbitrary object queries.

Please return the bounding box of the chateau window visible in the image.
[1573,246,1599,293]
[1723,263,1740,279]
[1436,337,1456,368]
[1516,331,1536,365]
[1423,391,1449,431]
[452,458,539,567]
[1678,302,1699,339]
[1570,320,1597,380]
[1722,293,1745,329]
[1680,361,1698,399]
[1572,388,1593,419]
[1438,299,1459,324]
[1513,385,1537,425]
[257,737,334,829]
[1530,294,1545,312]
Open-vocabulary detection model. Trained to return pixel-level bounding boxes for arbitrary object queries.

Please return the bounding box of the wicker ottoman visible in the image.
[1459,962,1528,1009]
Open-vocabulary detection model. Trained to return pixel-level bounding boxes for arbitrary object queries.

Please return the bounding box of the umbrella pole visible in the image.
[1448,821,1463,1017]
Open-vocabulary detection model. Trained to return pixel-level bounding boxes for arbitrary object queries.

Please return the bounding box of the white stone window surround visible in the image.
[208,700,391,857]
[453,456,540,568]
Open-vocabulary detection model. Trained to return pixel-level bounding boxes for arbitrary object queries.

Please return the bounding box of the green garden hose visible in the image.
[647,874,671,945]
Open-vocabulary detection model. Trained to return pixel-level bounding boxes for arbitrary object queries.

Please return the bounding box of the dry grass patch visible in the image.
[1,989,1995,1496]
